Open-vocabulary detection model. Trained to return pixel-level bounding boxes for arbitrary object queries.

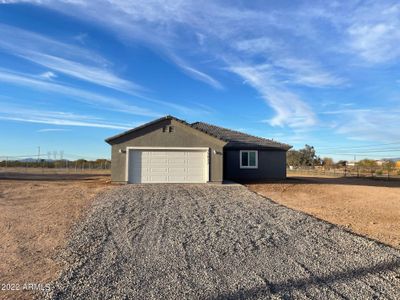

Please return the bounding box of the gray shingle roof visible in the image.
[190,122,292,150]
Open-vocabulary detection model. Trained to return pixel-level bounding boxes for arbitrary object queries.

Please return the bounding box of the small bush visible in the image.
[375,170,383,176]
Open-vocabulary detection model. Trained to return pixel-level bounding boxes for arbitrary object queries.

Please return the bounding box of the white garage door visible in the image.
[127,148,209,183]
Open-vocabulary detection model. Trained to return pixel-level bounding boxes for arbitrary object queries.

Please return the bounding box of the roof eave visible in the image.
[224,144,292,151]
[105,115,174,144]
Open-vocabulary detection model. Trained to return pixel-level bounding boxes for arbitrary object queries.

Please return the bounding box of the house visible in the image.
[346,160,356,167]
[374,160,385,166]
[105,116,292,184]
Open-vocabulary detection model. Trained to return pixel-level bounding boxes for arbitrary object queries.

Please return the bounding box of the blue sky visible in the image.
[1,1,400,161]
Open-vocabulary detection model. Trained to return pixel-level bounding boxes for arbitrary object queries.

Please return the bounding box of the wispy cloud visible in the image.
[230,64,316,128]
[178,64,223,90]
[273,58,346,88]
[345,3,400,64]
[0,67,212,117]
[166,51,223,90]
[327,108,400,141]
[37,128,70,132]
[26,52,143,92]
[138,94,214,117]
[0,23,143,93]
[39,71,57,80]
[0,105,133,130]
[0,68,159,117]
[10,1,227,90]
[0,22,214,117]
[234,37,280,55]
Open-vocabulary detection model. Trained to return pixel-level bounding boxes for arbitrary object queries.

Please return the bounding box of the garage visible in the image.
[127,147,209,183]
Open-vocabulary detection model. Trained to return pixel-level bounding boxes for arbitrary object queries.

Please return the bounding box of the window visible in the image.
[169,126,175,133]
[240,150,258,168]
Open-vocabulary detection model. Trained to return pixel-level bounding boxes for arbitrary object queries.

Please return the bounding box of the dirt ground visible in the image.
[0,172,111,300]
[248,176,400,249]
[1,171,399,299]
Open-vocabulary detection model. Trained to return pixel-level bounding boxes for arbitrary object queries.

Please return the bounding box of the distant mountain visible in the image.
[19,158,39,162]
[18,158,67,162]
[383,158,400,162]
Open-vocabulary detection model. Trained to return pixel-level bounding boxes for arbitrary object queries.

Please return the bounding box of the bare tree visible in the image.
[322,157,334,169]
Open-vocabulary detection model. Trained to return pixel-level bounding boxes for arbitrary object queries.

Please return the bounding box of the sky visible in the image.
[0,0,400,161]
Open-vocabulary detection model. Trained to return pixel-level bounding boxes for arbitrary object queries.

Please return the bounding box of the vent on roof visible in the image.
[162,125,175,133]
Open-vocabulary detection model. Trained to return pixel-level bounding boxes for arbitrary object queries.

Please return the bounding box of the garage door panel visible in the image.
[142,151,165,156]
[128,149,208,183]
[186,176,204,181]
[143,155,167,160]
[167,152,187,158]
[145,167,169,173]
[184,161,204,167]
[167,176,186,182]
[167,159,187,164]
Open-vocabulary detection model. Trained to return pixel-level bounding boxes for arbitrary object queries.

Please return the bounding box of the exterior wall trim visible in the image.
[125,146,210,183]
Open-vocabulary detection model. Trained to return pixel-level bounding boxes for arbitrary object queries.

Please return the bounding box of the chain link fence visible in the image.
[287,166,400,180]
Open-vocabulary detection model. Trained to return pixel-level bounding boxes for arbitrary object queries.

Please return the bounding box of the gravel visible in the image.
[44,184,400,299]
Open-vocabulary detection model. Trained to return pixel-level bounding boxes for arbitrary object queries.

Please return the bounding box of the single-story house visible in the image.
[105,115,292,184]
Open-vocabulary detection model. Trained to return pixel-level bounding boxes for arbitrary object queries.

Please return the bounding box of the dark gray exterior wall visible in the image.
[110,119,226,183]
[223,149,287,182]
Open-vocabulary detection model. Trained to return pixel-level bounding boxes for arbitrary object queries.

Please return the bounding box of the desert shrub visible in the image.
[375,170,383,176]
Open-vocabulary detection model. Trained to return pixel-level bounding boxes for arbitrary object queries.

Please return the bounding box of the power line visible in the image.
[0,154,48,158]
[319,149,400,155]
[317,141,400,151]
[318,152,399,158]
[0,152,109,160]
[64,153,110,160]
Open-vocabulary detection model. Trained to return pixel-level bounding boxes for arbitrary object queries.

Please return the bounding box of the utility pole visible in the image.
[355,155,359,177]
[37,146,41,163]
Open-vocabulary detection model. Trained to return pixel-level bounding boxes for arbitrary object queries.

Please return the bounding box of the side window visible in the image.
[240,151,258,168]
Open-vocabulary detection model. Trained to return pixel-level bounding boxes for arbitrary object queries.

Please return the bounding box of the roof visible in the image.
[190,122,291,150]
[106,115,292,150]
[105,115,190,144]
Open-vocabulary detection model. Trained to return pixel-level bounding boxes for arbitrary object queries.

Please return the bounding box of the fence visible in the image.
[287,166,400,180]
[0,159,111,175]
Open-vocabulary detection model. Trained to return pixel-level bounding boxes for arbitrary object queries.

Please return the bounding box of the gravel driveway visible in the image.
[46,184,400,299]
